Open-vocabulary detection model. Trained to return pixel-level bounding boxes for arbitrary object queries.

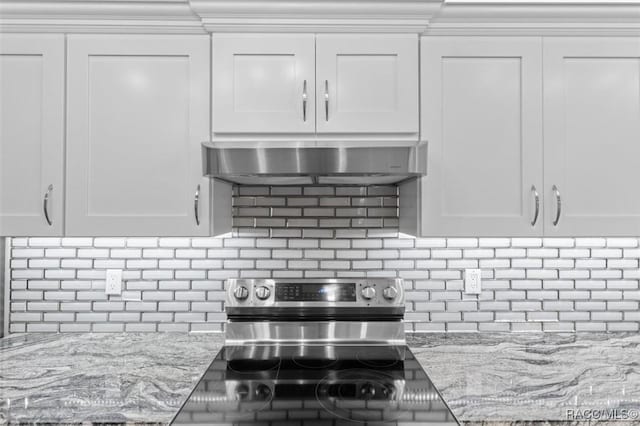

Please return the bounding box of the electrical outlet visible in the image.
[464,269,482,294]
[105,269,122,295]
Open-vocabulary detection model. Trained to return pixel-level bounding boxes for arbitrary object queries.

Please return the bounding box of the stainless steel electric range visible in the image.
[172,279,458,425]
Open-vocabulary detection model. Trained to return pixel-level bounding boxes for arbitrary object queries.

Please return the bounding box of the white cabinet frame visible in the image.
[66,35,212,236]
[544,37,640,236]
[413,36,544,237]
[0,34,65,236]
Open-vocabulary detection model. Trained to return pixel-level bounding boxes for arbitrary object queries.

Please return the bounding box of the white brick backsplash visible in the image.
[608,322,639,331]
[444,238,476,248]
[94,238,126,248]
[158,302,189,311]
[12,249,44,258]
[608,259,639,269]
[559,248,590,258]
[463,249,494,259]
[61,238,94,247]
[61,259,94,269]
[591,270,623,279]
[575,259,606,269]
[496,248,526,258]
[592,248,623,258]
[542,238,574,248]
[162,272,195,283]
[29,259,60,268]
[93,301,125,311]
[59,302,91,311]
[494,269,526,279]
[141,248,173,259]
[576,322,607,331]
[496,312,526,322]
[512,322,542,332]
[431,249,462,259]
[543,259,574,269]
[126,238,160,248]
[527,248,558,258]
[527,269,558,279]
[558,271,589,281]
[511,238,542,248]
[415,238,446,248]
[157,259,188,269]
[77,248,110,259]
[352,260,382,270]
[575,238,606,247]
[606,238,638,248]
[384,239,415,249]
[5,185,640,333]
[111,249,142,259]
[607,280,638,290]
[158,238,191,248]
[27,323,58,332]
[625,291,640,300]
[175,249,206,259]
[29,281,60,290]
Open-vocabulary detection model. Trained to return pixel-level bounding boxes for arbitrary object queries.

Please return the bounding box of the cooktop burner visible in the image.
[171,345,458,425]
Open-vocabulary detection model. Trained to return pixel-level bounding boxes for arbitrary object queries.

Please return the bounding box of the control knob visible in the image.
[235,384,249,400]
[360,383,376,400]
[383,286,398,300]
[254,384,272,400]
[382,383,396,398]
[361,286,376,300]
[234,286,249,300]
[255,286,271,300]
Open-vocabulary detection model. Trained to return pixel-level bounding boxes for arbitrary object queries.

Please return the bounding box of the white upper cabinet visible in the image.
[544,37,640,236]
[315,35,418,135]
[66,35,212,236]
[0,35,65,236]
[212,34,315,135]
[416,37,544,236]
[211,34,418,139]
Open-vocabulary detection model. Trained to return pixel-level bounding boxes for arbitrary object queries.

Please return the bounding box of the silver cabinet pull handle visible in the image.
[552,184,562,226]
[324,80,329,121]
[43,184,53,226]
[194,184,201,226]
[530,185,540,227]
[302,80,308,122]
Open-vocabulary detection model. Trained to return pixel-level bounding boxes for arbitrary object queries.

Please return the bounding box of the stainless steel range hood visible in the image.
[202,143,427,185]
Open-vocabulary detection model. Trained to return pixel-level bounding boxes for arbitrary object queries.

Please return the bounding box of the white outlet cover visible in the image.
[464,268,482,294]
[105,269,123,295]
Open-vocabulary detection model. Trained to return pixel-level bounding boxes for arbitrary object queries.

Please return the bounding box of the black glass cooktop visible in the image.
[172,345,458,425]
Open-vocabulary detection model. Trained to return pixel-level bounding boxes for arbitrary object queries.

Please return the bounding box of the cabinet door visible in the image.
[544,38,640,236]
[316,35,418,135]
[212,34,315,135]
[0,35,65,236]
[67,35,210,236]
[420,37,543,236]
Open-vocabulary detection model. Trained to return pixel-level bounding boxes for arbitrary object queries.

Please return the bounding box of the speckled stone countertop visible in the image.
[407,333,640,425]
[1,332,639,425]
[0,333,225,425]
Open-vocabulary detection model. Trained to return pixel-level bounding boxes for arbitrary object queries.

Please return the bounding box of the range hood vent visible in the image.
[202,143,427,186]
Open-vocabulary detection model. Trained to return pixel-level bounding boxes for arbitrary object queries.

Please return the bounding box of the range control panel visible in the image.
[226,279,405,308]
[275,283,357,302]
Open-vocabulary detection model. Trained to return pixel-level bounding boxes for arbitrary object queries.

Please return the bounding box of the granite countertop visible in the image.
[0,333,225,424]
[408,333,640,425]
[1,332,639,425]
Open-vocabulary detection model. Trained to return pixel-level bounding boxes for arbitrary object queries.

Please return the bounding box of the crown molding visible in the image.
[0,0,206,33]
[1,0,639,35]
[426,3,640,35]
[187,0,443,33]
